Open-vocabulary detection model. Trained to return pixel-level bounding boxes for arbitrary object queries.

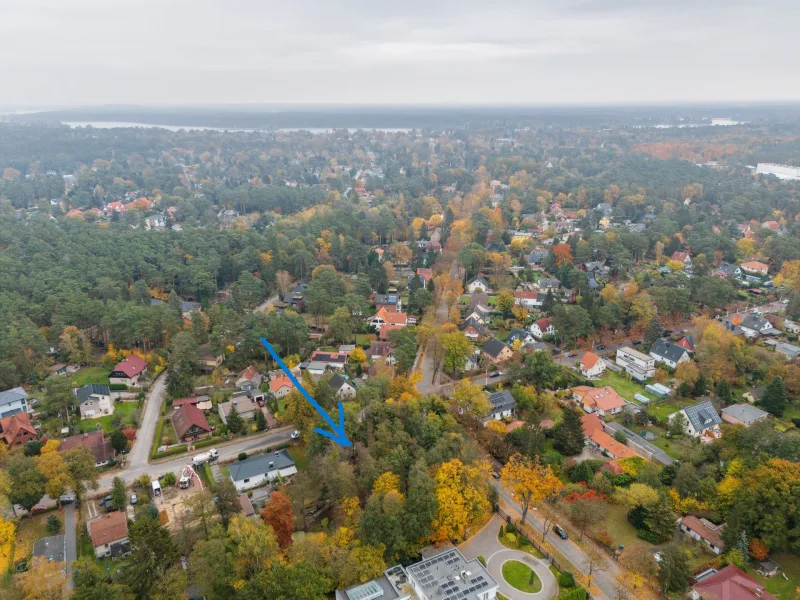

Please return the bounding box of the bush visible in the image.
[637,529,660,544]
[594,530,614,548]
[46,515,62,534]
[109,384,128,391]
[151,445,188,460]
[558,572,575,588]
[558,587,587,600]
[194,438,218,449]
[238,452,248,461]
[477,556,486,567]
[505,533,517,546]
[161,472,177,486]
[791,417,800,428]
[505,523,518,534]
[499,525,504,537]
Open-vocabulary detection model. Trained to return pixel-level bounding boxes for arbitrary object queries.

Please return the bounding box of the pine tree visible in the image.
[542,291,556,315]
[226,403,244,434]
[645,315,663,347]
[254,408,268,431]
[760,376,787,417]
[645,493,676,543]
[167,290,183,317]
[553,408,585,455]
[716,379,733,406]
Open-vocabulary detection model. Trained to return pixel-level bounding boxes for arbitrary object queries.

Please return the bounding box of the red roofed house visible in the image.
[368,307,408,331]
[59,430,115,467]
[587,428,641,460]
[579,351,606,378]
[87,512,129,559]
[581,413,603,437]
[0,412,37,447]
[109,355,147,386]
[739,261,769,276]
[676,334,696,352]
[66,209,83,218]
[671,251,693,269]
[514,290,542,309]
[530,317,555,339]
[172,404,211,443]
[236,366,263,391]
[379,324,405,341]
[691,565,775,600]
[104,201,126,215]
[680,515,725,555]
[572,386,626,417]
[415,268,433,286]
[269,376,294,399]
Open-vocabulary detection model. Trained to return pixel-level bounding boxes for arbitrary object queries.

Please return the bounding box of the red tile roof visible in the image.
[172,397,199,407]
[269,376,294,393]
[693,565,776,600]
[578,386,626,412]
[59,430,113,464]
[681,515,725,550]
[535,317,552,330]
[88,512,128,547]
[672,251,690,262]
[0,413,37,446]
[580,351,602,370]
[111,355,147,378]
[581,413,603,437]
[172,404,210,440]
[238,366,259,382]
[589,430,641,459]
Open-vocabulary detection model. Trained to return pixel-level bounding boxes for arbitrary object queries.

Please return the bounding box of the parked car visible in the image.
[632,340,643,345]
[59,495,75,505]
[31,505,48,515]
[492,471,501,480]
[129,493,138,505]
[290,430,300,440]
[596,344,606,350]
[489,371,501,378]
[567,352,578,358]
[553,524,568,540]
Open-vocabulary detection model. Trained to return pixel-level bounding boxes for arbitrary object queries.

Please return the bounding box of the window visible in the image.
[243,478,250,483]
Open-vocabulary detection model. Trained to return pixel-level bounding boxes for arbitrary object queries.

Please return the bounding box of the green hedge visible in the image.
[151,445,187,460]
[149,419,165,459]
[558,572,575,588]
[194,438,218,449]
[109,384,128,391]
[202,462,214,485]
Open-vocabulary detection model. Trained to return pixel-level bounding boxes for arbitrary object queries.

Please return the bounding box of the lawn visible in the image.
[70,366,110,386]
[79,401,137,434]
[650,434,698,460]
[502,560,542,593]
[355,333,375,347]
[596,371,654,403]
[289,445,310,472]
[13,512,53,563]
[603,503,651,556]
[751,553,800,598]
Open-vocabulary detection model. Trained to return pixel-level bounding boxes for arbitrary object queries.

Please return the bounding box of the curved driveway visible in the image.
[460,514,558,600]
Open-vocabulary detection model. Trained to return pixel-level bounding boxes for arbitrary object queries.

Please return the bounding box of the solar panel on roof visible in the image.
[345,579,384,600]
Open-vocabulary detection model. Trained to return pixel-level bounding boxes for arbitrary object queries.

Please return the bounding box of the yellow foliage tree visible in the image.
[500,454,563,524]
[40,439,60,454]
[0,516,15,576]
[348,348,366,364]
[372,472,402,498]
[432,459,492,543]
[35,451,71,499]
[486,420,507,436]
[18,556,67,600]
[736,237,757,258]
[449,381,491,419]
[776,259,800,292]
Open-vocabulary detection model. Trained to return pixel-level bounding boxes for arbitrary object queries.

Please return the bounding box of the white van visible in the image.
[151,480,162,497]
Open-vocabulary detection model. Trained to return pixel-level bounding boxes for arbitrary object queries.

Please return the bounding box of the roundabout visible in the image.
[486,549,556,598]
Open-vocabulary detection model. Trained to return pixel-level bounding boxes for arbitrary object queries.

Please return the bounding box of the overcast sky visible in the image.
[2,0,799,107]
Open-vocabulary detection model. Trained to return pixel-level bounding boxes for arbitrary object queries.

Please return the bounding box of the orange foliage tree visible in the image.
[261,491,294,549]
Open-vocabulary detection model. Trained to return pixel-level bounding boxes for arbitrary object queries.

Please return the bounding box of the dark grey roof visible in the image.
[74,384,111,402]
[747,385,765,400]
[488,390,515,413]
[721,403,769,424]
[507,328,532,343]
[683,400,722,432]
[739,314,771,331]
[468,276,491,287]
[459,317,491,337]
[32,535,65,563]
[538,278,561,289]
[650,339,690,363]
[0,387,27,407]
[328,373,352,391]
[482,339,509,358]
[375,294,399,305]
[527,250,549,264]
[603,422,675,465]
[228,449,296,483]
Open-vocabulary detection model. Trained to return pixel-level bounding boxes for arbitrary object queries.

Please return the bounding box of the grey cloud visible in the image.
[0,0,798,107]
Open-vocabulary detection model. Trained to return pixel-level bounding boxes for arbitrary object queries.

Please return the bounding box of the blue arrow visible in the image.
[260,337,351,447]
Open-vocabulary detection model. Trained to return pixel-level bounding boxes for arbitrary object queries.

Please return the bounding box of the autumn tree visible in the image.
[500,454,563,524]
[432,459,491,543]
[18,556,66,600]
[760,376,787,417]
[440,331,471,375]
[496,290,514,314]
[553,243,573,267]
[261,491,294,549]
[449,380,491,420]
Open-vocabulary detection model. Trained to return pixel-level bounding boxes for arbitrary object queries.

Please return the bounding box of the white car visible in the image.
[290,430,300,440]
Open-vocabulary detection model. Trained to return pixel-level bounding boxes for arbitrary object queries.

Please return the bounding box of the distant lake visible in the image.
[63,121,413,134]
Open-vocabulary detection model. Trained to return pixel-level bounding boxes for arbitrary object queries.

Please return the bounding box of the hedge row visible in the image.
[149,418,165,459]
[109,384,128,391]
[151,445,188,460]
[194,438,218,450]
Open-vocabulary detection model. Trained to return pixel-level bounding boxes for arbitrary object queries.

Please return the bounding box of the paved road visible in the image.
[460,514,558,599]
[128,373,166,470]
[97,427,295,492]
[64,502,77,589]
[491,481,622,600]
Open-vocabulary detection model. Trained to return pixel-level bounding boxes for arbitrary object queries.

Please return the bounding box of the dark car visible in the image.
[567,352,578,358]
[489,371,501,378]
[662,330,672,337]
[553,524,568,540]
[596,344,606,350]
[492,471,501,480]
[632,340,643,345]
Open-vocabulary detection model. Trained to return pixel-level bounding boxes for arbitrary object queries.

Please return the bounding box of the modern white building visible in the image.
[615,347,656,382]
[0,387,29,419]
[756,163,800,181]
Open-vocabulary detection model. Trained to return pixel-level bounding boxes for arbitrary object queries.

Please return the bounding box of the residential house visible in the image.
[368,308,408,331]
[367,341,395,364]
[579,351,606,378]
[87,512,129,559]
[603,422,675,465]
[669,400,722,438]
[268,376,294,398]
[483,390,515,423]
[775,341,800,359]
[743,386,764,404]
[734,314,779,339]
[713,263,741,279]
[75,384,113,419]
[527,249,549,266]
[469,293,491,312]
[466,276,492,294]
[109,355,147,386]
[173,396,212,411]
[536,278,561,293]
[671,251,693,269]
[197,344,224,373]
[0,387,29,418]
[0,412,37,447]
[572,386,626,417]
[374,293,402,313]
[414,268,433,286]
[649,339,692,368]
[32,535,65,564]
[721,403,769,427]
[481,339,513,364]
[783,319,800,334]
[676,334,696,352]
[49,363,68,376]
[459,317,491,341]
[402,549,499,600]
[144,214,167,230]
[739,261,769,276]
[235,366,263,391]
[615,347,656,382]
[59,431,114,467]
[218,397,258,425]
[328,374,356,399]
[513,290,542,308]
[507,328,535,346]
[581,413,641,460]
[594,202,612,216]
[691,565,776,600]
[309,350,348,370]
[228,450,297,491]
[287,283,309,311]
[530,317,555,339]
[173,404,211,442]
[680,516,725,555]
